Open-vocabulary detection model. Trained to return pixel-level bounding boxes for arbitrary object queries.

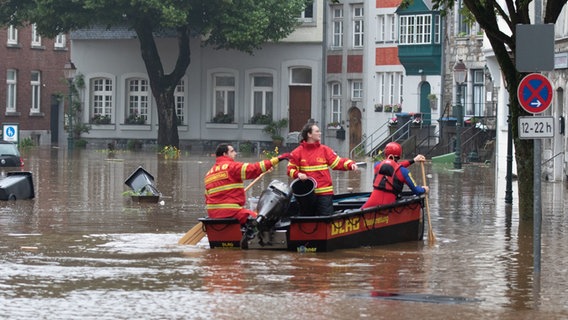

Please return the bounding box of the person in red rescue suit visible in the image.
[205,143,289,224]
[361,142,429,209]
[287,123,358,216]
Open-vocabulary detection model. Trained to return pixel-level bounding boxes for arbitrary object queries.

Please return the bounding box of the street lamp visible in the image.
[63,60,77,150]
[453,59,467,169]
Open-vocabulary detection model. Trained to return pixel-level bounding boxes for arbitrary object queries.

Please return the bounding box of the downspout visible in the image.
[321,1,328,144]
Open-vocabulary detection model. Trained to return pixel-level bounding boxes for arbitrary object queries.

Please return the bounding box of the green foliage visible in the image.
[92,114,111,124]
[250,113,273,125]
[159,145,181,159]
[263,118,288,141]
[212,112,233,124]
[19,137,35,149]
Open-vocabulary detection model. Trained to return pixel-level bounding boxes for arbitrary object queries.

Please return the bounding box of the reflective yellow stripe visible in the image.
[289,168,297,178]
[205,183,244,195]
[241,163,248,180]
[206,203,243,209]
[329,156,341,169]
[315,186,333,194]
[300,164,328,172]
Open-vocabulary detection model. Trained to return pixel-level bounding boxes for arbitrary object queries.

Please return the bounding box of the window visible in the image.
[331,83,342,124]
[31,24,42,47]
[399,14,432,44]
[352,80,362,100]
[434,15,441,44]
[31,71,41,113]
[290,68,312,85]
[471,69,484,116]
[457,0,470,35]
[127,79,149,124]
[377,72,404,106]
[353,6,364,48]
[6,70,17,112]
[7,25,17,45]
[332,7,343,48]
[175,79,185,125]
[251,75,273,121]
[91,78,113,122]
[378,14,397,42]
[299,2,314,22]
[54,34,66,48]
[213,74,235,122]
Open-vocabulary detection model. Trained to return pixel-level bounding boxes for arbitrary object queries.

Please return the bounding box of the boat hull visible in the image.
[199,192,425,252]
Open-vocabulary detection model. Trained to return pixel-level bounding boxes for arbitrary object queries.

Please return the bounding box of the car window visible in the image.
[0,144,18,155]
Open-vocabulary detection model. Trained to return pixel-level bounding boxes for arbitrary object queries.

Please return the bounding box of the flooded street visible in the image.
[1,147,568,319]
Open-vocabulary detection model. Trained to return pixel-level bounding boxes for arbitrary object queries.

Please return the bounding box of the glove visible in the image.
[277,153,291,162]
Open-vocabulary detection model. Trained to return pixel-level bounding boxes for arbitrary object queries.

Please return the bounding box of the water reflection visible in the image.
[0,148,568,319]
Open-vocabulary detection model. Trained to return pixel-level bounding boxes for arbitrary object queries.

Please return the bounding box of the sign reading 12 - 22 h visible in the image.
[517,73,554,139]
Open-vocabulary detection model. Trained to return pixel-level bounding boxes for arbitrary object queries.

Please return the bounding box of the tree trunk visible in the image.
[134,22,191,148]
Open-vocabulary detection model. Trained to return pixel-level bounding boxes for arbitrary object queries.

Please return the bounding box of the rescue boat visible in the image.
[198,179,425,252]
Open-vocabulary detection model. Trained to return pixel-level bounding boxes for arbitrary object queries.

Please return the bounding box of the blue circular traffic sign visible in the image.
[517,73,553,114]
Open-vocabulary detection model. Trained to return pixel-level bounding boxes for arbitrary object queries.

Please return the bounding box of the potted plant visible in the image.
[384,105,393,112]
[263,118,288,146]
[212,112,234,123]
[374,104,383,112]
[393,104,402,113]
[92,114,111,124]
[125,112,146,125]
[327,121,341,129]
[250,113,272,125]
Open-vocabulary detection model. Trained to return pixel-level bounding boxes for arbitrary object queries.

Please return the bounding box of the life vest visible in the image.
[372,159,404,194]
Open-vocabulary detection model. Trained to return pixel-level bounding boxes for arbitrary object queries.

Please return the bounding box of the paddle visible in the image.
[178,170,270,245]
[420,161,436,244]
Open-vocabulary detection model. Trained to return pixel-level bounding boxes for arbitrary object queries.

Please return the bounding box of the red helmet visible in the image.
[384,142,402,158]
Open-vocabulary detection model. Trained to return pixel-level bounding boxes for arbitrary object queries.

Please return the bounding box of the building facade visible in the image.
[0,24,70,146]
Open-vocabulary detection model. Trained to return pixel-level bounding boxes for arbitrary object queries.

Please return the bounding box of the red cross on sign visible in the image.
[517,73,553,114]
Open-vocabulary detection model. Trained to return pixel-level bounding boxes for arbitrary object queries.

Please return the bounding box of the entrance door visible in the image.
[50,95,59,145]
[289,86,311,132]
[348,107,362,155]
[420,82,432,125]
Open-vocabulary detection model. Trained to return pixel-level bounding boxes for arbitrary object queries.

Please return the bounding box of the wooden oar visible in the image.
[178,170,270,245]
[420,161,436,244]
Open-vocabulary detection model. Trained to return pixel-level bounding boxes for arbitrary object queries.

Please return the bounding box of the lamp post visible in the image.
[453,59,467,169]
[63,60,77,150]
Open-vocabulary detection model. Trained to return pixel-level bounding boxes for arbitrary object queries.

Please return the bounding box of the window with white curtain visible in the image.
[332,7,343,47]
[31,71,41,113]
[353,6,364,48]
[175,79,185,125]
[7,25,17,45]
[331,83,342,123]
[213,74,235,122]
[251,74,273,119]
[127,79,149,123]
[6,70,17,112]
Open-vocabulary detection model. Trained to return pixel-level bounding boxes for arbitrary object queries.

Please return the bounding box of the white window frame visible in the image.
[331,82,342,124]
[91,77,114,122]
[250,74,274,120]
[213,74,236,122]
[7,25,17,45]
[126,78,149,123]
[332,7,343,48]
[398,74,404,104]
[353,6,364,48]
[299,2,314,23]
[175,79,186,125]
[378,15,385,42]
[31,24,42,47]
[6,69,17,112]
[54,34,66,48]
[31,71,41,113]
[389,73,395,105]
[471,69,484,116]
[352,80,362,100]
[378,73,385,105]
[388,14,397,42]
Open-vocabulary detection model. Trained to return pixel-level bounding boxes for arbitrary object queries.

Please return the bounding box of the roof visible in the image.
[71,25,178,40]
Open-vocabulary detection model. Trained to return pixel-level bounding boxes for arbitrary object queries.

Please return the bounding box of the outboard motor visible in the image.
[255,180,292,231]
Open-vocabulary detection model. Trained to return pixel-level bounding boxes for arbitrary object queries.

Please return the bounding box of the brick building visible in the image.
[0,24,70,146]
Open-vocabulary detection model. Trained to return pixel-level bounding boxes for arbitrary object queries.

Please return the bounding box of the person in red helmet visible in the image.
[361,142,428,209]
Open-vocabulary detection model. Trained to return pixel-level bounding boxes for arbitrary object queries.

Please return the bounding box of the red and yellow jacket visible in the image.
[204,156,278,217]
[287,141,355,196]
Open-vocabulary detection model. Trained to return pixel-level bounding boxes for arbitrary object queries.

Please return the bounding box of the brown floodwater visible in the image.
[1,147,567,319]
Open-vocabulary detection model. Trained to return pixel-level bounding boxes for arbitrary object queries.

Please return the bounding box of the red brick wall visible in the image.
[347,55,363,73]
[375,47,401,66]
[376,0,403,8]
[0,25,70,133]
[327,55,342,73]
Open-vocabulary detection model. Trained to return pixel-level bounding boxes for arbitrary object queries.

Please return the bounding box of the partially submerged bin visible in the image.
[124,166,161,202]
[0,171,35,200]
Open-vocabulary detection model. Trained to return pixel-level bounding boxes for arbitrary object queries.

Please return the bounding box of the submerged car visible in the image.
[0,141,24,168]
